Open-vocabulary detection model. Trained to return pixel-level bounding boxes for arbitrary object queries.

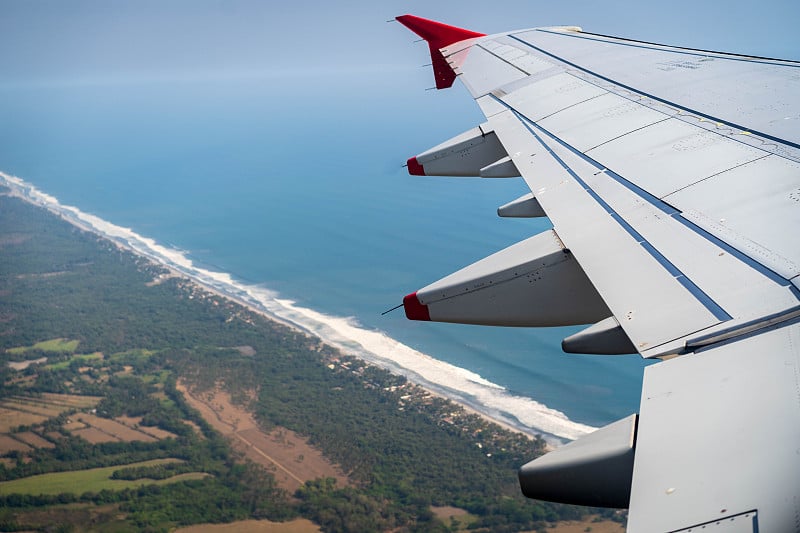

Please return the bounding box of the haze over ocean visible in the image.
[1,1,797,435]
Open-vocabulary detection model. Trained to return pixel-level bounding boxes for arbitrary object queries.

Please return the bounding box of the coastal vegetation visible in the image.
[0,193,624,531]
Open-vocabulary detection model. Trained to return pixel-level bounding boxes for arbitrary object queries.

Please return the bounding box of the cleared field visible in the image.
[45,431,65,441]
[7,357,47,370]
[0,394,102,433]
[14,432,54,449]
[73,427,119,444]
[1,397,67,417]
[177,379,349,493]
[0,435,32,454]
[7,338,80,355]
[551,518,626,533]
[176,519,320,533]
[0,458,206,495]
[41,393,102,409]
[46,352,103,370]
[431,506,476,530]
[0,408,48,433]
[75,414,156,443]
[235,428,349,493]
[116,416,177,440]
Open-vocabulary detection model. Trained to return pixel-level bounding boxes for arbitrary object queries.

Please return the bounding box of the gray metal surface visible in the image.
[585,118,769,198]
[479,155,520,177]
[672,511,758,533]
[488,110,725,351]
[667,155,800,280]
[519,414,637,507]
[417,229,610,326]
[455,43,527,97]
[628,322,800,532]
[537,92,669,152]
[497,193,545,217]
[511,28,800,146]
[561,316,636,355]
[500,72,607,122]
[414,125,508,176]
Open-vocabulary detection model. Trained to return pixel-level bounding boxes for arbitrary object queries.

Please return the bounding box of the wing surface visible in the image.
[395,15,800,532]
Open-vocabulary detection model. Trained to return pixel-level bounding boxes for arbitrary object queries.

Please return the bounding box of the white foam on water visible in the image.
[1,171,596,442]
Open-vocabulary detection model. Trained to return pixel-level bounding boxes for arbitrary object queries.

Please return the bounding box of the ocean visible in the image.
[0,73,650,441]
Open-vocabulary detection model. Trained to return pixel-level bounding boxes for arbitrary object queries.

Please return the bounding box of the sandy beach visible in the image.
[1,171,593,444]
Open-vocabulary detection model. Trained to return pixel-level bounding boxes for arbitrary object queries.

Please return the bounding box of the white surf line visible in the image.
[1,171,596,442]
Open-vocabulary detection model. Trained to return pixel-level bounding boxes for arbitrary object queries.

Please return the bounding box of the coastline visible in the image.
[0,171,594,444]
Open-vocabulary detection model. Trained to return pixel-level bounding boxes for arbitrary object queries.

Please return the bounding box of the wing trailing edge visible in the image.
[395,14,485,89]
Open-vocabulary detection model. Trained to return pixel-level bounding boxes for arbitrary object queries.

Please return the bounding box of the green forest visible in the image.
[0,191,624,532]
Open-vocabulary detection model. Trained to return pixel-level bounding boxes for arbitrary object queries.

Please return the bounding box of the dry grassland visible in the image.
[550,517,626,533]
[177,379,350,493]
[74,414,156,443]
[115,415,177,440]
[73,427,119,444]
[0,409,48,433]
[14,431,55,449]
[176,518,321,533]
[0,435,32,454]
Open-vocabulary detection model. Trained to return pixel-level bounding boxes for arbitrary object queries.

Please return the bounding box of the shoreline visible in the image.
[1,171,593,444]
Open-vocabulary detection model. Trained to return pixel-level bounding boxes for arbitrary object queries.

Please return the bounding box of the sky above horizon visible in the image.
[1,0,799,87]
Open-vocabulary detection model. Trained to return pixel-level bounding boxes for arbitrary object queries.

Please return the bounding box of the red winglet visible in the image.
[406,156,425,176]
[403,292,431,321]
[396,14,485,89]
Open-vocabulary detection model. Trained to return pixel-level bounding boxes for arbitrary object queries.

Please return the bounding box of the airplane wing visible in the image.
[395,14,800,532]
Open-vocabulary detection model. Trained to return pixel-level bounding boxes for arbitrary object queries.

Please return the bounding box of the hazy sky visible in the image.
[1,0,798,86]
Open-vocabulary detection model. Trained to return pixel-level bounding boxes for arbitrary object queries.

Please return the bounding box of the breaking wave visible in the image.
[1,171,595,442]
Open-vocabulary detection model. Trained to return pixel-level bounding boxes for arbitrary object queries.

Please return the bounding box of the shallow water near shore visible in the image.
[0,76,650,438]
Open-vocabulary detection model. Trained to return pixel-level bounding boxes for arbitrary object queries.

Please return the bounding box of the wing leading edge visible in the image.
[394,14,800,532]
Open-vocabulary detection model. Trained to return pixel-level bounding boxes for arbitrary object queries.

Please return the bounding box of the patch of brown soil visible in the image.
[1,397,65,417]
[184,420,204,436]
[177,379,350,493]
[431,506,469,521]
[74,414,156,443]
[550,517,626,533]
[13,431,54,449]
[176,519,320,533]
[0,408,48,432]
[63,419,87,430]
[73,427,120,444]
[40,393,102,408]
[115,415,177,440]
[0,435,32,454]
[7,357,47,370]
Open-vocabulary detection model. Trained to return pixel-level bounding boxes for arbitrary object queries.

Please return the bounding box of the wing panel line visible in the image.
[487,94,796,292]
[472,43,533,76]
[531,28,800,69]
[502,104,733,322]
[507,34,800,151]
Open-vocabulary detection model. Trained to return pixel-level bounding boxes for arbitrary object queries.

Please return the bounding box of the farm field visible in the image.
[0,458,207,495]
[176,519,321,533]
[176,379,350,493]
[7,338,80,355]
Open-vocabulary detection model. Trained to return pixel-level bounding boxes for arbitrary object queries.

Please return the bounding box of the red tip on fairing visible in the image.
[407,157,425,176]
[396,14,485,89]
[395,15,485,48]
[403,292,430,321]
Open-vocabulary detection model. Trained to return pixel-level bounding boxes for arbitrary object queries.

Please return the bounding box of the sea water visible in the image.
[0,74,650,440]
